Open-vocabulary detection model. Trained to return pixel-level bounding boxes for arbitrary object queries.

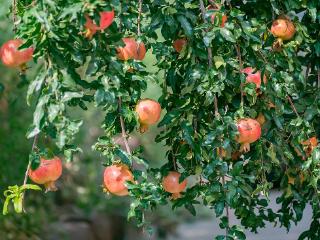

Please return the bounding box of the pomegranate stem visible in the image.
[21,134,39,212]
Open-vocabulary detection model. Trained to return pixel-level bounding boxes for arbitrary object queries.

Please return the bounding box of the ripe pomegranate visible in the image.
[236,118,261,152]
[208,5,227,27]
[84,10,114,39]
[0,39,33,69]
[103,164,134,196]
[271,17,295,51]
[242,67,267,93]
[173,38,187,53]
[271,18,296,41]
[117,38,146,61]
[28,156,62,192]
[162,171,187,199]
[135,99,161,133]
[99,11,115,29]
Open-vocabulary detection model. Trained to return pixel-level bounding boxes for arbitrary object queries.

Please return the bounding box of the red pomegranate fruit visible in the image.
[173,38,187,53]
[28,156,62,192]
[236,118,261,152]
[84,10,114,39]
[271,18,296,41]
[242,67,267,92]
[135,99,161,133]
[0,39,33,69]
[162,171,187,199]
[271,17,296,51]
[103,164,134,196]
[117,38,146,61]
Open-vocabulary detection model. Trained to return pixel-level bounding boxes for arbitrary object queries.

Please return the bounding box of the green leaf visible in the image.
[177,15,193,37]
[220,28,236,42]
[214,56,226,69]
[20,184,42,191]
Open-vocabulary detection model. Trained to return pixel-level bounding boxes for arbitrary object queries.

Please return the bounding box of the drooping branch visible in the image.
[118,97,132,156]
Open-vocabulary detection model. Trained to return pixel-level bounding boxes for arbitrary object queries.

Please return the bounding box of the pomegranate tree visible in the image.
[162,171,187,199]
[0,39,33,69]
[103,164,134,196]
[28,156,62,192]
[3,0,320,238]
[117,38,146,61]
[135,99,161,133]
[236,118,261,152]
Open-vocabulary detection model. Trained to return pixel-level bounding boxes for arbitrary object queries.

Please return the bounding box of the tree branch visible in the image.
[235,44,244,107]
[118,97,132,156]
[137,0,143,36]
[12,0,17,33]
[287,95,299,118]
[317,68,320,88]
[199,0,218,117]
[222,176,230,237]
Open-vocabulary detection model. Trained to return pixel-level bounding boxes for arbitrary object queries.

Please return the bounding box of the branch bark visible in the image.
[222,176,230,237]
[287,95,300,118]
[118,97,132,156]
[12,0,17,33]
[235,44,244,107]
[137,0,143,36]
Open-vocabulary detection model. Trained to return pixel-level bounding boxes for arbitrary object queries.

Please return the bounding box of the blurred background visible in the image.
[0,3,311,240]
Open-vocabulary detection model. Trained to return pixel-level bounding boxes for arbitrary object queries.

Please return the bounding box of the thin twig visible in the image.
[12,0,17,33]
[137,0,143,36]
[317,68,320,88]
[305,63,311,83]
[235,44,244,107]
[222,175,230,237]
[118,97,132,156]
[199,0,218,117]
[21,134,39,211]
[287,95,299,118]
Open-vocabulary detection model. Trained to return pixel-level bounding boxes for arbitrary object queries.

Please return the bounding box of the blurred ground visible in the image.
[169,191,311,240]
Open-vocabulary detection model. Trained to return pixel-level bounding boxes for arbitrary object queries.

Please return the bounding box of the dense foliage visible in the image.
[1,0,320,239]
